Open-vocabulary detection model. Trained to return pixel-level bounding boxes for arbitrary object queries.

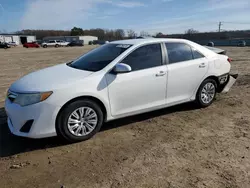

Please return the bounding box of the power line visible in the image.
[223,22,250,25]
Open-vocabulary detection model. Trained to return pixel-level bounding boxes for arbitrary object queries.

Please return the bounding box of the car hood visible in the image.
[10,63,93,92]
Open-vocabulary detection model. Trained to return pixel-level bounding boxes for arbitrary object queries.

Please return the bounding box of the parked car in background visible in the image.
[59,40,70,47]
[23,42,40,48]
[35,40,43,45]
[207,41,214,47]
[68,41,84,47]
[42,40,59,48]
[42,40,69,48]
[5,38,238,142]
[237,41,246,47]
[7,41,17,47]
[92,40,98,45]
[0,42,11,49]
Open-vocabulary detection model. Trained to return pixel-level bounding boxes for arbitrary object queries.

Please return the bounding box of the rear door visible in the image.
[165,42,209,104]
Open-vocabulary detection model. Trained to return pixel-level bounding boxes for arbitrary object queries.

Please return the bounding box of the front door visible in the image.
[106,43,168,117]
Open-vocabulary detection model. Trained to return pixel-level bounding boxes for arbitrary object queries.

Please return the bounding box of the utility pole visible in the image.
[219,21,223,32]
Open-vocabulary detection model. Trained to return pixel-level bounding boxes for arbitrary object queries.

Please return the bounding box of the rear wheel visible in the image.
[196,79,217,108]
[55,44,59,48]
[43,45,47,48]
[56,99,104,142]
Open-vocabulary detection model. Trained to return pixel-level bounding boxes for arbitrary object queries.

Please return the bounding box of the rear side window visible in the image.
[121,43,162,71]
[165,43,193,64]
[192,48,205,59]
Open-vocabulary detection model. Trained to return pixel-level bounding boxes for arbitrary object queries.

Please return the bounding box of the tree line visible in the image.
[16,27,136,41]
[15,27,250,41]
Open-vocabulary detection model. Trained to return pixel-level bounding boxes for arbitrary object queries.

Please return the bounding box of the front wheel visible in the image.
[43,45,47,48]
[55,44,59,48]
[196,79,217,108]
[56,99,104,143]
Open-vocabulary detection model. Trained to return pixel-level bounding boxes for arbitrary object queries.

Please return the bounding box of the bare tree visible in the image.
[155,32,164,38]
[140,30,150,37]
[185,28,199,34]
[114,29,125,40]
[127,29,136,39]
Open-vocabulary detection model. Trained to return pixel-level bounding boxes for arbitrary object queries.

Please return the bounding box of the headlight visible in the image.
[14,91,53,106]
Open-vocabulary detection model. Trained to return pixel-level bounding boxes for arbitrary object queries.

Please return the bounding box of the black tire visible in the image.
[43,45,47,48]
[55,44,59,48]
[56,99,104,143]
[196,79,217,108]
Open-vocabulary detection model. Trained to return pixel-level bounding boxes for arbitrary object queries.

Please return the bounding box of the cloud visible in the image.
[20,0,144,29]
[21,0,98,29]
[202,0,250,12]
[128,0,250,34]
[161,0,174,2]
[114,1,145,8]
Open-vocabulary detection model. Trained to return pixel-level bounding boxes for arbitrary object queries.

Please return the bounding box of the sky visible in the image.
[0,0,250,34]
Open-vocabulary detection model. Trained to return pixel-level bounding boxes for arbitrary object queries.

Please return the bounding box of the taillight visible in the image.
[227,58,232,63]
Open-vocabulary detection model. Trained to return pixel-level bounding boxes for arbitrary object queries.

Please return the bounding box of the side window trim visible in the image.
[160,42,168,65]
[117,42,165,72]
[161,42,169,65]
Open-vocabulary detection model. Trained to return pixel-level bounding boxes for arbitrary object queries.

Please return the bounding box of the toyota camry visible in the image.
[5,38,238,142]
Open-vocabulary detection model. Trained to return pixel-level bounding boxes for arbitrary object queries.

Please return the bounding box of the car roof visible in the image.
[111,38,217,57]
[110,38,190,45]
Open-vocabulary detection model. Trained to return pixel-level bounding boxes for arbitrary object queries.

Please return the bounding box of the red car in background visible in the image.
[23,42,40,48]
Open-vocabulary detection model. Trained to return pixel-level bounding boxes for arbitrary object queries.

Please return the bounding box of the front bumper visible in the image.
[4,99,61,138]
[220,74,238,93]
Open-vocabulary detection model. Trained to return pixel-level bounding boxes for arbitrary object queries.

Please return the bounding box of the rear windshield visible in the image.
[68,43,132,72]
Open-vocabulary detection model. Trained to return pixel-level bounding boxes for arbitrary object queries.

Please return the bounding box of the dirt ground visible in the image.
[0,46,249,188]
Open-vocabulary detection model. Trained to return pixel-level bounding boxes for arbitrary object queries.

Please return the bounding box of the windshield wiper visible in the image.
[66,61,73,66]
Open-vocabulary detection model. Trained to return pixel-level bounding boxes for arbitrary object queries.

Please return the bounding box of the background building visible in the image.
[0,34,36,45]
[43,35,98,45]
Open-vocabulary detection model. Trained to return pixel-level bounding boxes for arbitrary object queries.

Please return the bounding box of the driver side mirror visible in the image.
[113,63,132,74]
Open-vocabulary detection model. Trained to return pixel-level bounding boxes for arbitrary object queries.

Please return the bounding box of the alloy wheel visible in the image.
[201,82,216,104]
[67,107,98,137]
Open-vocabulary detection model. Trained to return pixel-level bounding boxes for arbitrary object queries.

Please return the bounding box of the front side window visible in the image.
[68,43,132,72]
[165,43,193,64]
[121,43,162,71]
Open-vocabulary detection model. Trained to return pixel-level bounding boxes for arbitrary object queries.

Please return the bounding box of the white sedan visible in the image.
[5,38,237,142]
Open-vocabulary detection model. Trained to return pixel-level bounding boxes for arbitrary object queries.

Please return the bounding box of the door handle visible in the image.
[155,71,166,77]
[199,63,206,68]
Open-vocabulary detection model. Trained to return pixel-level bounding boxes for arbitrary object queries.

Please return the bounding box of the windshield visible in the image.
[68,43,132,71]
